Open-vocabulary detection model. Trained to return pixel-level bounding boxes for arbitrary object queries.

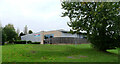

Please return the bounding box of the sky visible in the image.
[0,0,70,33]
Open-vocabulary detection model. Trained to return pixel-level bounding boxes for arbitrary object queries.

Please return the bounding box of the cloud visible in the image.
[0,0,70,32]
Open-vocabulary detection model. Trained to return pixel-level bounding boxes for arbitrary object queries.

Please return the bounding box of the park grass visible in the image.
[2,44,119,62]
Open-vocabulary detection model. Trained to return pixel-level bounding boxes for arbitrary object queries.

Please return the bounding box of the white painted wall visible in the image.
[61,33,84,38]
[21,31,85,42]
[21,32,41,42]
[61,33,77,37]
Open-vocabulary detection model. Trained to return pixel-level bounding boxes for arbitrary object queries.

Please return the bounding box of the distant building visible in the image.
[21,29,88,44]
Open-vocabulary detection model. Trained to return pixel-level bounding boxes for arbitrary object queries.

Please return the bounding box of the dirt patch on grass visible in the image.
[30,50,37,54]
[67,55,88,59]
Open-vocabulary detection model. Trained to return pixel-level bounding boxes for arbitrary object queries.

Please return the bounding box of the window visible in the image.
[44,34,54,39]
[34,34,40,37]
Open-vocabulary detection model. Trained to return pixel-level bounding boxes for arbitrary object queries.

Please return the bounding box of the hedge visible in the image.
[27,41,32,44]
[14,40,27,44]
[14,40,41,44]
[31,42,40,44]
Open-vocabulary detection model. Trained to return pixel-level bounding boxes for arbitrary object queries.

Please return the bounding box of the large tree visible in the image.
[2,29,7,45]
[3,24,18,42]
[61,2,120,51]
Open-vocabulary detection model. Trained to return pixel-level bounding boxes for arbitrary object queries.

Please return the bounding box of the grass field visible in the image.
[2,44,119,62]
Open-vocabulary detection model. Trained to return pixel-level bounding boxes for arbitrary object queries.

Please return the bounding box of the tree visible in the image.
[19,32,25,36]
[2,29,7,45]
[24,25,28,35]
[3,24,18,42]
[61,2,120,51]
[28,30,33,34]
[19,32,25,40]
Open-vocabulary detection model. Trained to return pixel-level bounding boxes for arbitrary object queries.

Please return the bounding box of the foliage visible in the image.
[19,32,25,36]
[27,41,32,44]
[17,36,21,40]
[14,40,27,44]
[28,30,33,34]
[3,24,18,43]
[61,2,120,51]
[14,40,40,44]
[31,42,40,44]
[2,29,7,45]
[19,32,26,40]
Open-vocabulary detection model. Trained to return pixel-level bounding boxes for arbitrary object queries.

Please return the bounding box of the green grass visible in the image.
[2,44,119,62]
[0,45,2,64]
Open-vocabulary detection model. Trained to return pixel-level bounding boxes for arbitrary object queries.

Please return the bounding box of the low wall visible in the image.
[44,37,89,44]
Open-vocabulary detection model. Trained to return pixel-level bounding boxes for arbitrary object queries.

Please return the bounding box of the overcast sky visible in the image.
[0,0,70,33]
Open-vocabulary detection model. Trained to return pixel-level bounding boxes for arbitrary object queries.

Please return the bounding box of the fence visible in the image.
[44,37,89,44]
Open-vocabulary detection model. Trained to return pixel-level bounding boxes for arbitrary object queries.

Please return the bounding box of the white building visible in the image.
[21,29,86,44]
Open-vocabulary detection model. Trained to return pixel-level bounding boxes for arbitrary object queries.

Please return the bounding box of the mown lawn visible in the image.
[2,44,119,62]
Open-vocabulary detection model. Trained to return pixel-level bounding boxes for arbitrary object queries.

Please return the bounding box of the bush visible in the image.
[14,40,27,44]
[89,35,120,51]
[31,42,40,44]
[9,41,14,44]
[14,40,40,44]
[27,41,31,44]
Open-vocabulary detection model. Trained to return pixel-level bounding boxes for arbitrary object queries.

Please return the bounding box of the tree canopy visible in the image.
[28,30,33,34]
[3,24,18,42]
[61,2,120,51]
[2,29,7,43]
[20,32,25,36]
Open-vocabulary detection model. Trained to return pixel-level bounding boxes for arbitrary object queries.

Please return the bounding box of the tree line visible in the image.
[1,24,33,45]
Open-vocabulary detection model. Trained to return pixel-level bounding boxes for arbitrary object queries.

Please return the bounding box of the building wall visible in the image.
[45,37,89,44]
[21,30,86,44]
[61,33,77,37]
[40,31,62,44]
[61,33,85,38]
[21,32,41,42]
[44,31,62,37]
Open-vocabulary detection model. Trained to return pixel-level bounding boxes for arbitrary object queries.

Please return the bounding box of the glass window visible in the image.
[44,34,54,39]
[34,34,40,37]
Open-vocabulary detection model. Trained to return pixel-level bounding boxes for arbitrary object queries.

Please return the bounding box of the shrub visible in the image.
[31,42,40,44]
[14,40,27,44]
[9,41,14,44]
[27,41,32,44]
